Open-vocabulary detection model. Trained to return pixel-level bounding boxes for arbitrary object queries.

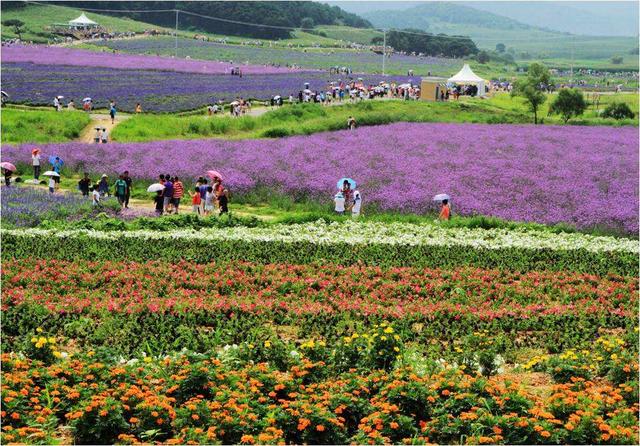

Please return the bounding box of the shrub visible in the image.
[548,88,587,123]
[602,102,635,120]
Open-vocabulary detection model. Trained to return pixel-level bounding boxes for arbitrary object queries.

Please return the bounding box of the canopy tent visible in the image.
[68,13,99,29]
[448,64,487,97]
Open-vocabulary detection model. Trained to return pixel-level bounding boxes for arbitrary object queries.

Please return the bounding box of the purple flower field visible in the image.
[4,123,638,232]
[1,45,307,75]
[93,37,460,75]
[2,62,414,112]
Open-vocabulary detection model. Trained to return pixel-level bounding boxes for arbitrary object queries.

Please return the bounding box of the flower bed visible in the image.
[5,123,637,232]
[92,36,459,74]
[1,341,637,445]
[2,222,637,274]
[1,62,411,112]
[1,45,308,75]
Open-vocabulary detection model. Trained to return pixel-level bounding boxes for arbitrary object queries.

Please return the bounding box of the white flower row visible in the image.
[4,220,637,254]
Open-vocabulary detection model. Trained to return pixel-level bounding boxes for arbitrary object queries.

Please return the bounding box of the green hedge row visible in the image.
[2,230,637,275]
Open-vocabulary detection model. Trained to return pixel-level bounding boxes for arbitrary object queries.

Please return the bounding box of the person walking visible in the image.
[135,103,142,114]
[162,174,174,214]
[32,148,41,180]
[172,176,184,214]
[439,199,451,221]
[123,171,132,208]
[51,156,63,186]
[218,188,229,215]
[114,174,128,209]
[109,101,117,124]
[347,116,356,130]
[78,172,91,197]
[98,174,110,197]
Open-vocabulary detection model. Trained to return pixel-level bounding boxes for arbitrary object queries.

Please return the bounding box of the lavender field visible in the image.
[91,36,460,75]
[4,123,638,233]
[2,63,413,112]
[1,45,307,75]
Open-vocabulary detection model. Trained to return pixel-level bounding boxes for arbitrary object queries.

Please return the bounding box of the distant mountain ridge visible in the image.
[360,2,549,35]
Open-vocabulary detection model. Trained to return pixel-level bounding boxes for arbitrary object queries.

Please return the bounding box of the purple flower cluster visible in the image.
[1,44,308,75]
[0,186,94,227]
[4,123,638,232]
[1,63,414,112]
[94,37,459,75]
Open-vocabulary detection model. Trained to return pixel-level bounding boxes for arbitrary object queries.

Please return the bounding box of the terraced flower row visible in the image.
[3,260,637,319]
[2,222,637,275]
[1,44,308,75]
[6,123,638,232]
[2,350,637,445]
[2,62,410,111]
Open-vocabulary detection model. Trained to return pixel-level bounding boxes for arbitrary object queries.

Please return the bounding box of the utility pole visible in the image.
[382,29,386,75]
[175,9,179,58]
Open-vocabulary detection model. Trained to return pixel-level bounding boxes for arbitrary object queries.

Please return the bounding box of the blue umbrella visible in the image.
[49,156,64,166]
[337,177,356,190]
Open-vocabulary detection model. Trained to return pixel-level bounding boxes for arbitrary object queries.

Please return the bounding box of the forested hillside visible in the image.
[36,1,372,39]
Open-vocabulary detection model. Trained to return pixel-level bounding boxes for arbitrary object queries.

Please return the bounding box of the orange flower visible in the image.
[297,418,311,431]
[241,434,255,444]
[493,426,502,435]
[564,422,575,431]
[316,425,325,432]
[390,422,399,430]
[601,434,611,441]
[99,410,108,417]
[156,418,164,425]
[192,414,200,420]
[478,436,493,444]
[129,417,139,424]
[541,431,551,438]
[10,413,20,420]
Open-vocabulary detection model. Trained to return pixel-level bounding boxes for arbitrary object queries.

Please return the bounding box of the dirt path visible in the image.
[78,113,130,143]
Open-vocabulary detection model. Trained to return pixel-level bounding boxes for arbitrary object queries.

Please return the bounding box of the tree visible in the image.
[3,19,24,39]
[300,17,315,30]
[477,50,490,64]
[495,43,505,53]
[548,88,586,123]
[610,56,624,64]
[511,62,552,124]
[602,102,635,120]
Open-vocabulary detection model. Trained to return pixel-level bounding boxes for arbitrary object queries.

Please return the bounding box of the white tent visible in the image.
[448,64,487,97]
[68,13,98,29]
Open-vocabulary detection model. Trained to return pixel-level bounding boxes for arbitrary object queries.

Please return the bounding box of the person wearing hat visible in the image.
[78,172,91,197]
[31,148,41,180]
[98,174,110,197]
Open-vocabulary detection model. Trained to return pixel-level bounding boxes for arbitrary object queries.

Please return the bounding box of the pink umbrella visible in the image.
[0,162,16,171]
[206,170,223,181]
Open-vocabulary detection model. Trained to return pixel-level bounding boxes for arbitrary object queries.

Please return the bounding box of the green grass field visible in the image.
[1,107,91,144]
[110,94,637,142]
[0,3,172,42]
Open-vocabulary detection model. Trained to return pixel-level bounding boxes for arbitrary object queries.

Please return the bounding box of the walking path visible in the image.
[77,113,131,143]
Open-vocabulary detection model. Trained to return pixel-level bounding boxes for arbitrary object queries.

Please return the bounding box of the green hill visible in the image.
[0,2,172,42]
[362,2,638,63]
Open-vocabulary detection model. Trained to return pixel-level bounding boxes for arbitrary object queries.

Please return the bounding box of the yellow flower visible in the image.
[248,344,254,349]
[381,336,387,341]
[384,327,393,334]
[31,337,38,343]
[264,341,271,348]
[87,351,95,357]
[394,335,400,341]
[318,340,326,346]
[48,337,56,344]
[36,328,43,333]
[393,347,400,352]
[39,336,47,344]
[352,333,359,339]
[53,351,62,358]
[143,356,152,363]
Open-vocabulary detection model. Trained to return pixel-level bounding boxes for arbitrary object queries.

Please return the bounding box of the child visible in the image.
[48,175,56,194]
[204,186,215,216]
[154,190,164,216]
[190,186,202,215]
[218,188,229,215]
[4,169,12,187]
[91,186,101,207]
[352,190,362,218]
[334,192,345,215]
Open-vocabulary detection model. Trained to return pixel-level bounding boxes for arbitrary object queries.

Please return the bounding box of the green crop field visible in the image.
[1,107,91,143]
